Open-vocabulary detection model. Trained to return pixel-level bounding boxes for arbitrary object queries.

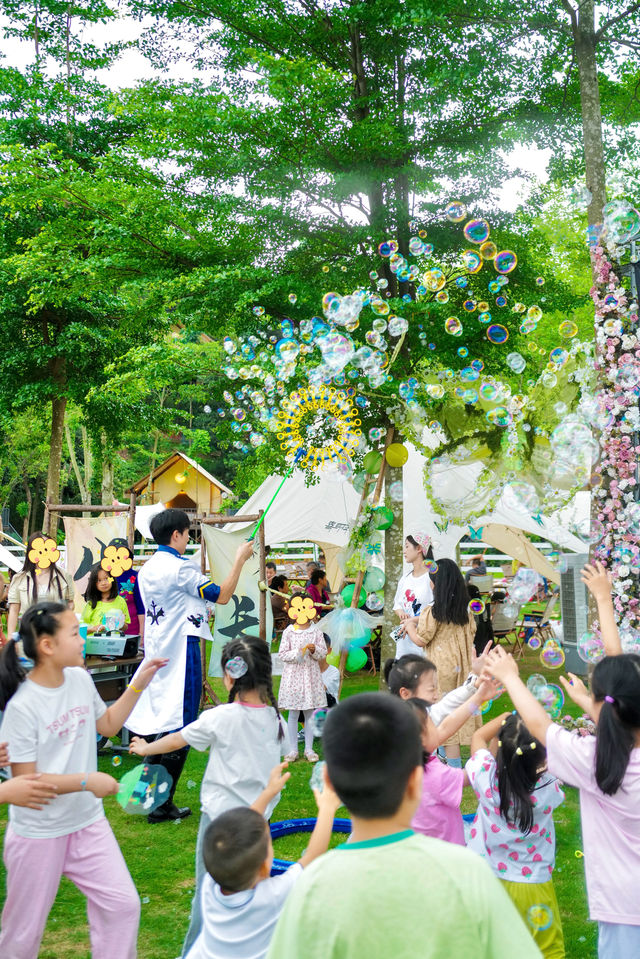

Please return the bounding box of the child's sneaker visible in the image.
[304,750,319,762]
[284,752,299,762]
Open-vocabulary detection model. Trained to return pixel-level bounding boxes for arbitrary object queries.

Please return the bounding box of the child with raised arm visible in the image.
[486,646,640,959]
[267,693,540,959]
[130,634,286,957]
[581,561,623,655]
[466,712,565,957]
[185,761,342,959]
[0,600,167,959]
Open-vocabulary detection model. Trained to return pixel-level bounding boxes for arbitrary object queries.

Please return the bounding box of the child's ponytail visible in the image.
[496,713,547,835]
[592,654,640,795]
[0,601,67,709]
[221,635,284,741]
[384,654,437,696]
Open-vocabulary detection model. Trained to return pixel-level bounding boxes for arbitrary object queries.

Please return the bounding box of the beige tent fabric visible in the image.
[316,542,343,592]
[479,524,560,585]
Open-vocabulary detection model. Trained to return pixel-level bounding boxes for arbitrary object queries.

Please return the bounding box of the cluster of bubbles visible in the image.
[527,674,564,718]
[507,568,541,606]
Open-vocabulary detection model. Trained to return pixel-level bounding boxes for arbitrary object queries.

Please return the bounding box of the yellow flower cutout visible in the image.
[288,595,317,627]
[101,545,133,578]
[28,537,60,570]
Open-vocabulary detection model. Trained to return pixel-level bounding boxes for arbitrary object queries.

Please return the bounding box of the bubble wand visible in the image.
[247,447,306,542]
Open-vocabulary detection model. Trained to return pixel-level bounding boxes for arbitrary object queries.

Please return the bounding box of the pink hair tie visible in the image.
[604,695,615,705]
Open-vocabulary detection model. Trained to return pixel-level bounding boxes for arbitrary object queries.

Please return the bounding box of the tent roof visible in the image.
[128,451,232,496]
[226,466,360,546]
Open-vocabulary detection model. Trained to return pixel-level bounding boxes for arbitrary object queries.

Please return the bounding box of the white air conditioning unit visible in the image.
[559,553,589,674]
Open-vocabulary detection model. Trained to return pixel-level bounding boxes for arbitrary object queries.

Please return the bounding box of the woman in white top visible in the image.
[7,531,74,636]
[392,533,434,659]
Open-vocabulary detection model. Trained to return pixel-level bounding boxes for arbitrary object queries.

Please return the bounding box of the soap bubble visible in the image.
[388,315,409,336]
[509,568,541,604]
[226,656,249,679]
[527,673,548,696]
[112,756,122,768]
[540,642,565,669]
[502,601,519,619]
[577,631,605,664]
[365,592,384,612]
[620,630,640,654]
[503,482,540,513]
[506,352,526,374]
[445,201,467,222]
[117,763,174,816]
[462,250,482,272]
[468,599,485,615]
[527,904,553,932]
[494,251,517,274]
[288,293,297,304]
[535,277,545,286]
[424,269,446,292]
[388,480,403,501]
[463,299,477,312]
[252,305,265,316]
[569,184,592,209]
[558,321,578,339]
[539,683,564,717]
[445,317,463,336]
[486,407,512,427]
[527,635,542,651]
[311,708,328,737]
[480,241,497,259]
[486,324,509,344]
[309,760,326,792]
[463,219,490,244]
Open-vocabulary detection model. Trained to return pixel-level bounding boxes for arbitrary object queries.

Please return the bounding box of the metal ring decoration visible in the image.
[276,386,362,468]
[269,817,352,875]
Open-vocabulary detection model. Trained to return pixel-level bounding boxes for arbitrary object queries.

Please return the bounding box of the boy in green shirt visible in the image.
[267,693,542,959]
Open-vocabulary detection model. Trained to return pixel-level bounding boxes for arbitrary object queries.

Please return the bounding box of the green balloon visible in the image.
[346,647,368,672]
[340,584,367,608]
[373,506,394,530]
[363,450,383,474]
[363,566,386,592]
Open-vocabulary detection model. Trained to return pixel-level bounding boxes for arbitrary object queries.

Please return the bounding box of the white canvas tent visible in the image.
[401,443,589,585]
[226,466,361,589]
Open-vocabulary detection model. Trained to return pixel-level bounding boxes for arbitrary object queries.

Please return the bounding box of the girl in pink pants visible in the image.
[0,600,167,958]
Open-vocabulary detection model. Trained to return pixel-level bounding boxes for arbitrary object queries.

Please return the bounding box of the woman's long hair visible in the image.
[18,531,66,605]
[0,602,67,709]
[431,558,469,626]
[592,654,640,795]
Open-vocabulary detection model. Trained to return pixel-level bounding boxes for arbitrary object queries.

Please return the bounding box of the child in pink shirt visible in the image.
[487,644,640,959]
[408,697,467,844]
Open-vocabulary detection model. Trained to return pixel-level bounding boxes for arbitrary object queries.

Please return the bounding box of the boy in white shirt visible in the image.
[185,763,341,959]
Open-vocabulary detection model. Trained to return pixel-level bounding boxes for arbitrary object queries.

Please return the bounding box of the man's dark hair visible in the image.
[266,561,277,572]
[149,508,191,546]
[203,807,270,892]
[310,568,326,586]
[323,693,422,819]
[271,574,287,591]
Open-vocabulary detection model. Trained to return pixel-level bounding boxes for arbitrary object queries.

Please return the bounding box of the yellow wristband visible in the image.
[128,683,143,694]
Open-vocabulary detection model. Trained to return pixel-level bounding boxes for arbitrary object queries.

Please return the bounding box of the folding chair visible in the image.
[492,603,525,658]
[519,593,559,646]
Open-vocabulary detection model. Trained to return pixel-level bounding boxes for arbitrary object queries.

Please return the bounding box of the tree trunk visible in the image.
[65,420,89,504]
[101,432,114,504]
[380,461,404,680]
[21,476,32,542]
[81,425,93,500]
[44,394,67,536]
[570,0,607,227]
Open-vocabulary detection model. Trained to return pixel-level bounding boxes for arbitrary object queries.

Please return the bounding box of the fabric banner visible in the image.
[63,514,128,610]
[201,524,272,677]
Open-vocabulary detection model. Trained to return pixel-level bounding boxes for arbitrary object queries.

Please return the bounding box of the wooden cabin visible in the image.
[129,452,232,519]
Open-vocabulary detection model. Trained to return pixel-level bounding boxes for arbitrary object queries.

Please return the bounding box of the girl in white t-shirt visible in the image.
[466,711,565,958]
[392,533,434,659]
[0,600,167,959]
[129,633,286,958]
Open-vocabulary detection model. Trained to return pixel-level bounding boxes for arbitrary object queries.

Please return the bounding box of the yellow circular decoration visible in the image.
[276,385,362,469]
[385,443,409,467]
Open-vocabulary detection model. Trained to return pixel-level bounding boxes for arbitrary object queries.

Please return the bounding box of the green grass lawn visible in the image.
[0,647,597,958]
